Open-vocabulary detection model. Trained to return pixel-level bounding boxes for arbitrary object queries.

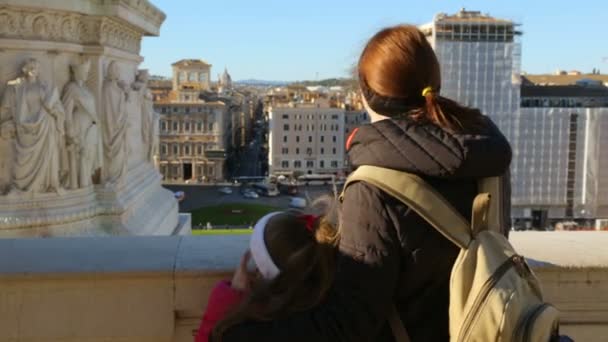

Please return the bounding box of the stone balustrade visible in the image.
[0,232,607,341]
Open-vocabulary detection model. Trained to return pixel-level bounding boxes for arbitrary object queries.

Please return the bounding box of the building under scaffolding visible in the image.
[422,9,608,228]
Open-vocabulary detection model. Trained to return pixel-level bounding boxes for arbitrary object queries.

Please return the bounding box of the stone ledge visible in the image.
[0,233,606,341]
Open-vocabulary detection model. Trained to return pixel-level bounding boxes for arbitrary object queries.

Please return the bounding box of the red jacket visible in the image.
[195,280,245,342]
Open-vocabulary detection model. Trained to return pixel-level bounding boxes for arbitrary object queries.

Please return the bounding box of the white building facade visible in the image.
[268,104,345,176]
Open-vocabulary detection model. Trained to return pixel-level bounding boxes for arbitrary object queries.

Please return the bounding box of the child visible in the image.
[195,209,338,342]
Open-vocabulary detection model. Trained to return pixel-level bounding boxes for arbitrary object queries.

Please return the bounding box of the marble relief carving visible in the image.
[0,58,67,194]
[132,69,159,164]
[62,59,103,189]
[100,61,129,186]
[0,9,142,54]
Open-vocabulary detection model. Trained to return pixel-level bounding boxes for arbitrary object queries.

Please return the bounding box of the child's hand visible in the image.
[231,250,252,291]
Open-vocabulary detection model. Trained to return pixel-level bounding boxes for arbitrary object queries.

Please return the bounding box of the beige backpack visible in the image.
[343,165,561,342]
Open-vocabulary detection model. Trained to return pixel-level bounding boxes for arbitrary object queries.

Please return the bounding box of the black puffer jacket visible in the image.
[221,117,512,342]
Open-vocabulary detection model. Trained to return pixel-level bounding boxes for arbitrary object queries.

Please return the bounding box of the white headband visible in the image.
[250,212,282,280]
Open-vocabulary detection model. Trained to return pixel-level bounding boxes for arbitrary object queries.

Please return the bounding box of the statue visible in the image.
[132,69,159,164]
[101,61,128,186]
[0,58,67,194]
[62,59,103,189]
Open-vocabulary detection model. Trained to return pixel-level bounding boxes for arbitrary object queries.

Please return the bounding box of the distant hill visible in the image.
[236,78,357,88]
[235,79,289,86]
[290,78,356,88]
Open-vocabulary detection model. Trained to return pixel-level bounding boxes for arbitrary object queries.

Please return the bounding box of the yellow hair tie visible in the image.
[421,86,433,97]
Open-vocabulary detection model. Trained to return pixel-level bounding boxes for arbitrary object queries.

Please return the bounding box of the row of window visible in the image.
[157,106,216,114]
[282,135,338,143]
[282,123,340,132]
[177,71,208,83]
[280,160,340,169]
[160,143,218,156]
[281,114,341,120]
[281,147,338,155]
[160,121,217,133]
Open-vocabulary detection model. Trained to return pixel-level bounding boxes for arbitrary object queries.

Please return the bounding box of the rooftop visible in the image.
[172,59,212,68]
[523,74,608,86]
[435,8,514,25]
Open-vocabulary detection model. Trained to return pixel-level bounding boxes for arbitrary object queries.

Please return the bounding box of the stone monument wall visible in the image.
[0,0,183,236]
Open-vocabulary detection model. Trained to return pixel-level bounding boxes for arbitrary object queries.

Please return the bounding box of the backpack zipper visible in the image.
[457,255,519,342]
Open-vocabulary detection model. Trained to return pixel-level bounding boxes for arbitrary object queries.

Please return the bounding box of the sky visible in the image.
[140,0,607,82]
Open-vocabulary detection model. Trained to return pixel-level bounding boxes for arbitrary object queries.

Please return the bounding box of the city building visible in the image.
[516,77,608,224]
[268,101,345,176]
[154,59,231,183]
[422,9,608,227]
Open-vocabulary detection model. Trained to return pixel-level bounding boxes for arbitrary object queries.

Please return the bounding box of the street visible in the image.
[164,184,336,212]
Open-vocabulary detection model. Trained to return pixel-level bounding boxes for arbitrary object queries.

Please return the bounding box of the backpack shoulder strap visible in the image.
[341,165,472,250]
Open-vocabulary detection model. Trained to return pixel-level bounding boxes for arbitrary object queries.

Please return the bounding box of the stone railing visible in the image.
[0,232,607,341]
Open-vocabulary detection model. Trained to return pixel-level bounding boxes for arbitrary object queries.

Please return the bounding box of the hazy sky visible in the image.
[140,0,607,81]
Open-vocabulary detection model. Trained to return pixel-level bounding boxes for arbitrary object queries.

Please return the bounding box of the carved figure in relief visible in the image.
[100,61,128,186]
[0,58,67,194]
[132,69,159,164]
[62,59,103,189]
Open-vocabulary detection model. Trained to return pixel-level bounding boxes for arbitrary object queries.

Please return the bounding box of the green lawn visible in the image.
[190,203,279,226]
[191,229,252,236]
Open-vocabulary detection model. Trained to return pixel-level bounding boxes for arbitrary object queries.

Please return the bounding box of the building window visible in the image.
[306,147,313,155]
[281,161,289,168]
[197,145,203,155]
[296,136,300,143]
[161,107,167,114]
[161,144,167,155]
[294,161,302,168]
[283,124,290,131]
[320,160,325,168]
[296,148,300,154]
[184,145,190,155]
[283,136,287,143]
[281,147,289,154]
[173,122,178,131]
[332,114,339,120]
[320,136,324,143]
[185,122,190,131]
[306,161,314,168]
[331,161,338,168]
[209,123,214,131]
[197,122,202,131]
[332,147,336,154]
[308,136,312,143]
[282,114,289,119]
[173,107,178,113]
[172,144,178,155]
[332,136,337,143]
[161,121,167,132]
[320,148,325,154]
[189,72,196,82]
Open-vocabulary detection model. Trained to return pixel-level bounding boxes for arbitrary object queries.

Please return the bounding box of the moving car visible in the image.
[289,197,306,209]
[218,187,233,195]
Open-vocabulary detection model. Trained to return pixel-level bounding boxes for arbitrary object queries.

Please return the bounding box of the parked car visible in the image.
[243,191,259,199]
[218,187,233,195]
